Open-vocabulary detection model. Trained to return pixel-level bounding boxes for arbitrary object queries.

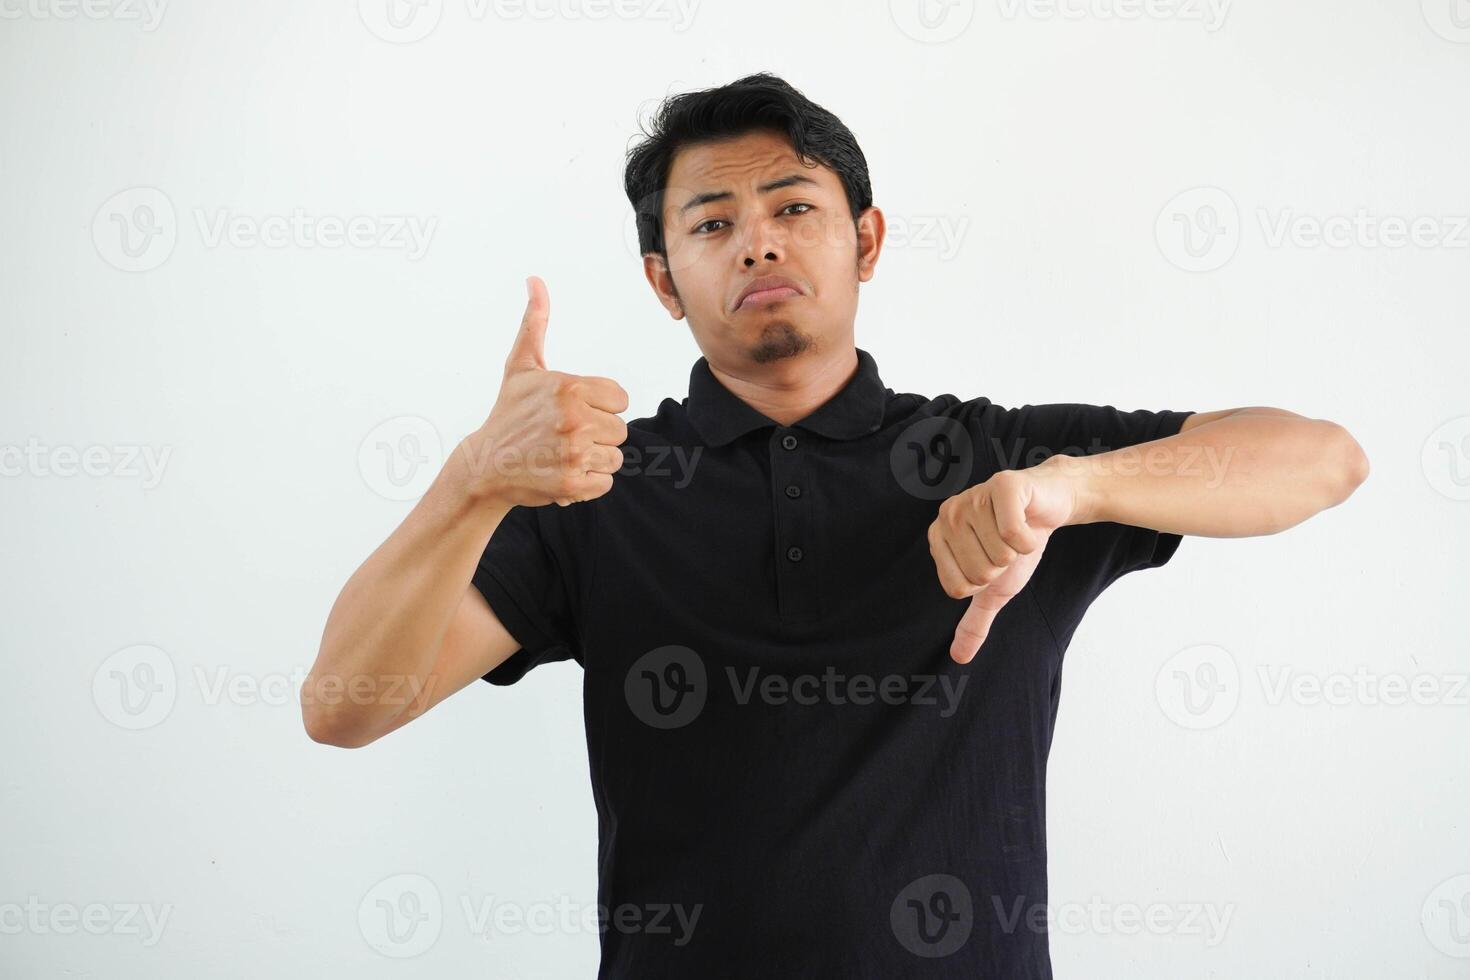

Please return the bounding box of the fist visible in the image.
[928,465,1079,664]
[456,276,629,508]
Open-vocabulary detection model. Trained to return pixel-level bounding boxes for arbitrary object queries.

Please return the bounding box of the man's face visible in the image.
[644,128,883,368]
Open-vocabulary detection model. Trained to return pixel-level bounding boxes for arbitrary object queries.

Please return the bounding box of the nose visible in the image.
[737,213,784,268]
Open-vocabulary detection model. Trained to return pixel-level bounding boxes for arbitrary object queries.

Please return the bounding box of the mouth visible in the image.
[736,284,803,311]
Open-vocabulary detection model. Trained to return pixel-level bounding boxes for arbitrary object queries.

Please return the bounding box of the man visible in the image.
[303,73,1368,977]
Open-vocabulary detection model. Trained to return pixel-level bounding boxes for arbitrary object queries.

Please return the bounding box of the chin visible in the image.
[748,322,814,364]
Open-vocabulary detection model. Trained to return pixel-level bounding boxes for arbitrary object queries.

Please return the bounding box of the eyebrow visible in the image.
[678,173,820,215]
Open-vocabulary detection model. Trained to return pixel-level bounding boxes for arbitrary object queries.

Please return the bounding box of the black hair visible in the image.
[622,72,873,259]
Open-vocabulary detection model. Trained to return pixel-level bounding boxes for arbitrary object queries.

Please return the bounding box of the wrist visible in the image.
[443,438,516,517]
[1036,452,1104,526]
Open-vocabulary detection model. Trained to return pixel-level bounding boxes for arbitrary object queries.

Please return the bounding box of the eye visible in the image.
[692,203,813,235]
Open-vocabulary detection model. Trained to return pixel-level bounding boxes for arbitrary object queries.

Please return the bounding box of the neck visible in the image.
[707,346,860,427]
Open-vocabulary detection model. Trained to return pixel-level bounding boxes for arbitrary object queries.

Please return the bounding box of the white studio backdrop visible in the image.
[2,1,1467,977]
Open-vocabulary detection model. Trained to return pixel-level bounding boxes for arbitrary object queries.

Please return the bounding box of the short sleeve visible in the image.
[471,503,587,686]
[968,401,1195,641]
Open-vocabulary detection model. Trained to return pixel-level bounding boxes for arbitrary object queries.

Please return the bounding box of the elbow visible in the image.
[302,702,354,748]
[301,687,378,749]
[1301,423,1368,517]
[1328,424,1370,502]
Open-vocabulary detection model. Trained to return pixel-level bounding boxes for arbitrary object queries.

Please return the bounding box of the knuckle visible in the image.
[996,523,1027,550]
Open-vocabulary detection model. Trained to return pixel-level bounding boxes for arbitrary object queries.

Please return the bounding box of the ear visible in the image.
[643,251,685,320]
[855,205,885,284]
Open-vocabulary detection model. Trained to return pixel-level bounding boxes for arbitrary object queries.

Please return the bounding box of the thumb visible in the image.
[949,590,1008,664]
[505,275,549,375]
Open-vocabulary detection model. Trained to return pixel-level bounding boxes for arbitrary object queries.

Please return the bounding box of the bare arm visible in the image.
[1060,406,1370,537]
[301,463,518,748]
[301,276,627,748]
[930,406,1369,662]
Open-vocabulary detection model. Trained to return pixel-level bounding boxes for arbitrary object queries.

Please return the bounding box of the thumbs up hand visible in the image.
[456,276,630,509]
[929,464,1081,663]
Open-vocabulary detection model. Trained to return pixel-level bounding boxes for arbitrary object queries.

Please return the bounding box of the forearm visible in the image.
[303,448,510,744]
[1044,409,1370,537]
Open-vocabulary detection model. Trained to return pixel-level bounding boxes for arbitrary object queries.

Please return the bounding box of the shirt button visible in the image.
[781,434,799,451]
[784,484,802,499]
[786,546,804,562]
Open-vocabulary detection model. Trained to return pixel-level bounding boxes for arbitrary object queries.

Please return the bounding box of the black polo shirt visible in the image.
[471,348,1193,979]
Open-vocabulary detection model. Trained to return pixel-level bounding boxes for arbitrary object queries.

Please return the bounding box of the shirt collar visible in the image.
[686,348,888,447]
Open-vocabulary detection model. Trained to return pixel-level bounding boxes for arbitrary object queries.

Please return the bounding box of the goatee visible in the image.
[749,323,812,364]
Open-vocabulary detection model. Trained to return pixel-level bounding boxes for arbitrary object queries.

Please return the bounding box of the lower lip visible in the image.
[738,286,801,309]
